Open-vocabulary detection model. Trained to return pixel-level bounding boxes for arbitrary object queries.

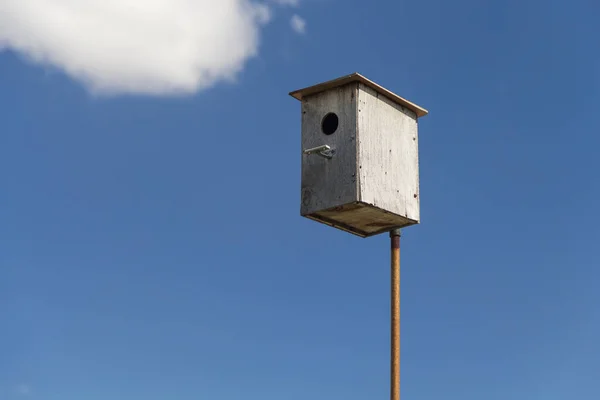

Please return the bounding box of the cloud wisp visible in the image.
[270,0,300,6]
[290,14,307,35]
[15,384,31,397]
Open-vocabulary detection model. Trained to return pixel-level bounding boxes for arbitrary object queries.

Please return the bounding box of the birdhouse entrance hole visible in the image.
[321,112,338,135]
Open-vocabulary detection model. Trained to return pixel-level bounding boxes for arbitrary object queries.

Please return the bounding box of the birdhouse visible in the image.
[289,73,428,238]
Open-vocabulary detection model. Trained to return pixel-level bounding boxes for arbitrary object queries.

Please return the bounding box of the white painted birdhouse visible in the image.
[289,73,428,238]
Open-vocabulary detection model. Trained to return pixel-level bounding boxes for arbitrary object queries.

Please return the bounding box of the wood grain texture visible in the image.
[300,83,358,216]
[357,83,420,224]
[308,202,415,238]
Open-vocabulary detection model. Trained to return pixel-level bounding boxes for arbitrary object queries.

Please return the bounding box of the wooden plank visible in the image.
[289,72,428,118]
[300,83,359,216]
[357,83,420,223]
[307,201,418,238]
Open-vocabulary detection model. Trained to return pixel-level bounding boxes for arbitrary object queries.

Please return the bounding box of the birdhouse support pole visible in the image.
[390,228,401,400]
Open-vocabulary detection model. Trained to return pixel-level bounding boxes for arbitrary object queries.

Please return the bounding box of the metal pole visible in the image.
[390,228,401,400]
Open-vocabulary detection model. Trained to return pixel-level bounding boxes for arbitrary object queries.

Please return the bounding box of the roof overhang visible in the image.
[289,72,428,118]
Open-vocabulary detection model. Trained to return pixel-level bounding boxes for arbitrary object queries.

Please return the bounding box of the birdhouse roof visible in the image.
[289,72,428,118]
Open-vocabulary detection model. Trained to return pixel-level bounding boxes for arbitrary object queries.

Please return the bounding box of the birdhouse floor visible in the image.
[304,202,417,238]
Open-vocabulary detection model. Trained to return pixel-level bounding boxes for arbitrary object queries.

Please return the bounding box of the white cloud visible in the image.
[290,14,306,35]
[0,0,280,96]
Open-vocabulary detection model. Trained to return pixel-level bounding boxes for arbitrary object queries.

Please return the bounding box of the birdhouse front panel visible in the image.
[300,83,358,217]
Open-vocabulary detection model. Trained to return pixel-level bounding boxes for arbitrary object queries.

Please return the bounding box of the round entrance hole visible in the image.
[321,112,339,135]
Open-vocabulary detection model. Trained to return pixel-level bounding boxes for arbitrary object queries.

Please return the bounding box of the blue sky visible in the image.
[2,0,600,399]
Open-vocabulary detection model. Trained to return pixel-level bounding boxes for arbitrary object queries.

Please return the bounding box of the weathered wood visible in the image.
[300,83,358,216]
[357,83,420,224]
[292,73,426,238]
[308,202,415,238]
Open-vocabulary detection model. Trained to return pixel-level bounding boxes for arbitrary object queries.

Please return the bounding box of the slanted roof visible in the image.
[289,72,428,118]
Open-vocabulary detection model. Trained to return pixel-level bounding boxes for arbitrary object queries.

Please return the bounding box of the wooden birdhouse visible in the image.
[289,73,428,238]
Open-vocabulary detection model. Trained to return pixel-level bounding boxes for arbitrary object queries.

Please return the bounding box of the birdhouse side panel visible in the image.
[300,84,359,216]
[357,84,420,223]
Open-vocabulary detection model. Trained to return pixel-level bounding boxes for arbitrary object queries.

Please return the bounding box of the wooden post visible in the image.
[390,229,401,400]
